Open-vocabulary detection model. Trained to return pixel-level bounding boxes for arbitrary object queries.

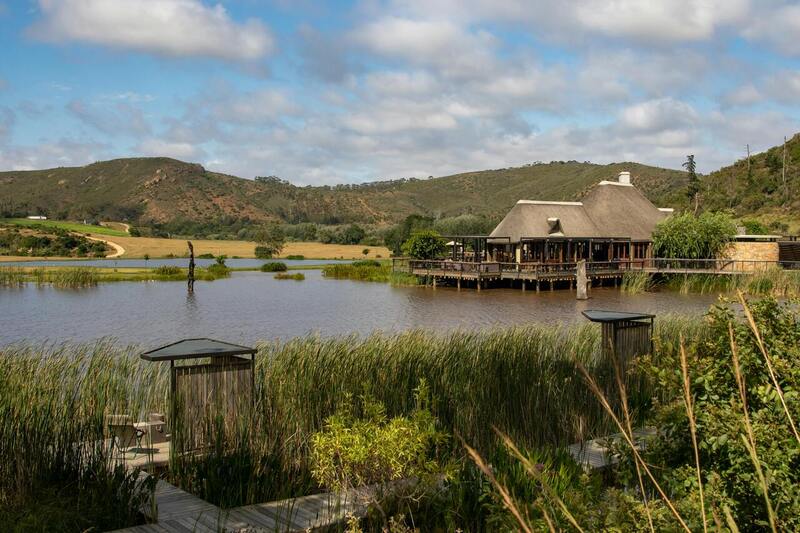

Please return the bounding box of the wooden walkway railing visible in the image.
[405,258,800,279]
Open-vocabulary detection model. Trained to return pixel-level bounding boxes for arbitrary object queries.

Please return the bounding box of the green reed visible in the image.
[666,268,800,297]
[0,316,706,518]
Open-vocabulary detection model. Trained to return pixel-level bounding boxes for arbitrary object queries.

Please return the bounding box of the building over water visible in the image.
[486,171,673,264]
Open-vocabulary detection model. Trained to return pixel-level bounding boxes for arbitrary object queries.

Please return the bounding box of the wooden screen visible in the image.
[172,355,253,453]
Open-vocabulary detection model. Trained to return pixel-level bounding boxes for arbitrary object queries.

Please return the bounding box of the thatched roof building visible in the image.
[490,172,671,243]
[487,171,673,263]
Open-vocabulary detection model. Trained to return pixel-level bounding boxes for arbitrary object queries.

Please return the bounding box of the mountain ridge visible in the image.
[0,157,690,227]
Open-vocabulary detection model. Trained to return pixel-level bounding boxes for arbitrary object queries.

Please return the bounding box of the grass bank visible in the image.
[622,268,800,297]
[1,218,129,237]
[0,265,229,286]
[322,260,420,286]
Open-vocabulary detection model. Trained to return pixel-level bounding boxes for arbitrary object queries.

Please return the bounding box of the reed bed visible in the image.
[322,262,421,286]
[0,341,167,529]
[274,272,305,280]
[620,271,654,294]
[667,268,800,297]
[0,316,707,521]
[0,267,25,287]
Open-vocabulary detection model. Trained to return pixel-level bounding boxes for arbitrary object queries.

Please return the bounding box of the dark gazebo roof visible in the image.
[141,338,257,362]
[581,310,655,323]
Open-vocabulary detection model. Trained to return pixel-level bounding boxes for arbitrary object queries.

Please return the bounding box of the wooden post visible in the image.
[457,277,461,290]
[576,259,588,300]
[522,280,526,291]
[187,241,195,293]
[432,276,437,289]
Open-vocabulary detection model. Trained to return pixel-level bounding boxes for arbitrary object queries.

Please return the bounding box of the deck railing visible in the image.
[407,258,800,276]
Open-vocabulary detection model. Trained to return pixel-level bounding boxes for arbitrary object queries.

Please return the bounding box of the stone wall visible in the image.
[721,241,779,270]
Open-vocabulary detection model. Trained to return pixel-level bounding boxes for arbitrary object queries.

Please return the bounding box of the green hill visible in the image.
[0,158,689,228]
[701,133,800,233]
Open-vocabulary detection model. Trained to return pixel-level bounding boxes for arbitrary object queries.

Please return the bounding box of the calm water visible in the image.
[0,270,719,347]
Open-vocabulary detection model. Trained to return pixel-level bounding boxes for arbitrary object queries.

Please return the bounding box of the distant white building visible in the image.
[26,215,47,220]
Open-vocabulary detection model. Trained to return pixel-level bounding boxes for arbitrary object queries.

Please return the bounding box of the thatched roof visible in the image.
[489,180,669,243]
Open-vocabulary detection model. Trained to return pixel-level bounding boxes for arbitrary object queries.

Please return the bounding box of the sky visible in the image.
[0,0,799,184]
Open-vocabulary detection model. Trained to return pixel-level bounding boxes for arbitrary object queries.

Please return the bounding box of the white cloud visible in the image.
[30,0,274,61]
[137,138,203,159]
[0,107,14,141]
[68,99,151,136]
[573,0,748,44]
[721,83,763,107]
[391,0,749,45]
[743,3,800,56]
[618,98,698,133]
[763,70,800,104]
[0,139,110,171]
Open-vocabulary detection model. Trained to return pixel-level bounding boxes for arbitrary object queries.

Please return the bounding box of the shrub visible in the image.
[154,265,181,276]
[310,382,449,492]
[652,211,736,259]
[197,253,215,259]
[286,255,305,260]
[253,224,285,258]
[260,262,288,272]
[352,259,381,268]
[401,230,446,259]
[274,272,305,281]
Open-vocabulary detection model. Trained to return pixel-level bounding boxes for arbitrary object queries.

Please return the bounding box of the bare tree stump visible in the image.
[187,241,195,293]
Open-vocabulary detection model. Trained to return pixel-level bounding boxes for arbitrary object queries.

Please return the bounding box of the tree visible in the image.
[683,154,701,214]
[384,215,434,255]
[652,211,736,259]
[341,224,366,245]
[253,223,285,259]
[362,248,369,257]
[401,230,446,259]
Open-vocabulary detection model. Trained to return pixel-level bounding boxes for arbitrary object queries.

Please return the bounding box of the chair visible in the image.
[147,412,170,445]
[106,414,147,454]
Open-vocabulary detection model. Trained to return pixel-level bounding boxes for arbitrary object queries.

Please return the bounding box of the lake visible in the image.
[0,258,349,268]
[0,269,719,346]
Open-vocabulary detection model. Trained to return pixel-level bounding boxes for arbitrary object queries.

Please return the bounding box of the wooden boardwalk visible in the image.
[114,475,373,533]
[568,427,656,471]
[404,257,797,291]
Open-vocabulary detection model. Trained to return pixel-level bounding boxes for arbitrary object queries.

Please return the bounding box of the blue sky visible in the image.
[1,0,799,184]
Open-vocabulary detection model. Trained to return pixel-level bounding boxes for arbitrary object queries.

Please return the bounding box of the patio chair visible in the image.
[106,414,147,454]
[147,412,170,444]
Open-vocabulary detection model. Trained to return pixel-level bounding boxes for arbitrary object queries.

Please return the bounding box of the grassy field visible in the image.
[91,235,390,259]
[1,218,129,237]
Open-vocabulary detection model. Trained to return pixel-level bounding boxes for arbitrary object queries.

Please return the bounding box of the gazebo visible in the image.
[141,338,257,454]
[582,310,654,361]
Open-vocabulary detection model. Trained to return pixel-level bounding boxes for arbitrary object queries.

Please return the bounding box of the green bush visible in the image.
[154,265,181,276]
[401,230,446,259]
[653,211,736,259]
[286,255,305,260]
[310,382,449,492]
[274,272,305,280]
[260,262,288,272]
[351,259,381,268]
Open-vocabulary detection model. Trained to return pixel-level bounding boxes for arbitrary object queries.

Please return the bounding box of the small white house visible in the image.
[26,215,47,220]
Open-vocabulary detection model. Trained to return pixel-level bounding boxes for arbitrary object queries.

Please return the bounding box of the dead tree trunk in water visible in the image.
[187,241,195,292]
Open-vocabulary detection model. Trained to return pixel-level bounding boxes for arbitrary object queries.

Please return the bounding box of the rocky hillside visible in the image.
[0,157,689,226]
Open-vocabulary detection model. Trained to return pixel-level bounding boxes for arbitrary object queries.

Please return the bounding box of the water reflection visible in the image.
[0,270,719,346]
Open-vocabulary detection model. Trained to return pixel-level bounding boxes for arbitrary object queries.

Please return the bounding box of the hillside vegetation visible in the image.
[0,158,687,228]
[701,133,800,232]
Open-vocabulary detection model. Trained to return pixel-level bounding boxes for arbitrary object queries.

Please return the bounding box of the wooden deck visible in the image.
[568,427,656,471]
[405,258,798,290]
[113,473,375,533]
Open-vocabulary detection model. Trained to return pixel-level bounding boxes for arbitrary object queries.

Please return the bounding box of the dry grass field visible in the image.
[94,235,390,259]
